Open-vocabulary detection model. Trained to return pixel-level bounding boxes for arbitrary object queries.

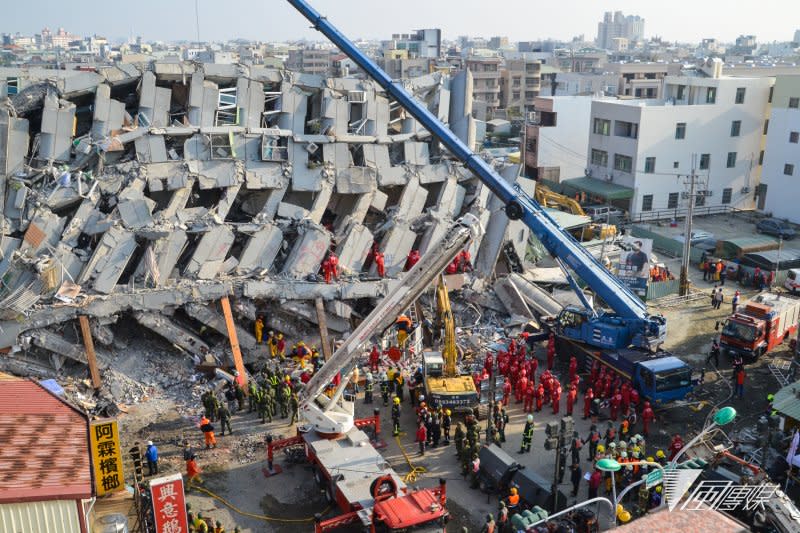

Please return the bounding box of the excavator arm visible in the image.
[436,274,458,378]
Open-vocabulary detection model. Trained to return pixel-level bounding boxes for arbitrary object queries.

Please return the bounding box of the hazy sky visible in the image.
[3,0,799,45]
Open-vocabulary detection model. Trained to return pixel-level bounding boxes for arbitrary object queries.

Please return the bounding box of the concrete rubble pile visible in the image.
[0,61,536,380]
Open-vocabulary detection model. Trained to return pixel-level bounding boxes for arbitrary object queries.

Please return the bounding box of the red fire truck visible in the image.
[720,291,800,359]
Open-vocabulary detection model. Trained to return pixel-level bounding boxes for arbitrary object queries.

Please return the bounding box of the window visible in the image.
[695,192,706,207]
[768,86,774,103]
[722,188,732,204]
[759,150,765,165]
[731,120,741,137]
[591,149,608,167]
[785,164,795,176]
[706,87,717,104]
[641,194,653,212]
[668,192,679,209]
[790,131,799,143]
[727,152,737,168]
[700,153,710,170]
[763,120,769,135]
[644,157,656,173]
[676,85,686,100]
[614,120,638,139]
[675,122,686,139]
[593,118,611,135]
[673,161,679,169]
[790,97,799,109]
[735,87,746,104]
[614,154,633,173]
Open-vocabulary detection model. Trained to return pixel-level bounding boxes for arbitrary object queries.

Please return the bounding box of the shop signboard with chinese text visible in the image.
[89,419,125,496]
[151,473,189,533]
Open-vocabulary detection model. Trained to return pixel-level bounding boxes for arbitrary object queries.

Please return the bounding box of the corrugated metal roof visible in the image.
[773,380,800,421]
[0,378,92,502]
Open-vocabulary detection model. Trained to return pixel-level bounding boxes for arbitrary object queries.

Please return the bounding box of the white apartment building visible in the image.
[525,96,594,182]
[761,75,800,223]
[585,72,773,216]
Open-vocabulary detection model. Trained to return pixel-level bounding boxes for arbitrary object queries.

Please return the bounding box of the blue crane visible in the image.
[285,0,666,352]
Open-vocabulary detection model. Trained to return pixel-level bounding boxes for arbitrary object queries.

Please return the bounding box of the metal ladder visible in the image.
[768,360,794,387]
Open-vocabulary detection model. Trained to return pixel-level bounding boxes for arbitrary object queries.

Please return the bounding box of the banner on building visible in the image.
[617,236,653,296]
[89,419,125,496]
[150,473,190,533]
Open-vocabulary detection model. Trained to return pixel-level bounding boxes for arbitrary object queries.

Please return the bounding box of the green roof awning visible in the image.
[772,380,800,421]
[561,177,635,201]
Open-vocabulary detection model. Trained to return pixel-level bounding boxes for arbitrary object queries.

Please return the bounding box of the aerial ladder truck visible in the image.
[285,0,693,404]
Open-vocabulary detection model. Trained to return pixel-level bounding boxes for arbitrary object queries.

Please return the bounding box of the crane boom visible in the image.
[299,217,480,434]
[286,0,666,350]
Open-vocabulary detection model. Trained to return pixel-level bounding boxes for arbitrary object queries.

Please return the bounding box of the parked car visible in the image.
[584,205,625,222]
[673,231,717,252]
[756,218,796,240]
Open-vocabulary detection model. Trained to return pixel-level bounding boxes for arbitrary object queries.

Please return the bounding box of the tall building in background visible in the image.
[596,11,644,50]
[382,29,441,59]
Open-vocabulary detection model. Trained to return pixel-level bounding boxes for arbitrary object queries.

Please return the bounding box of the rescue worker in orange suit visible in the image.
[405,249,421,271]
[254,316,264,344]
[199,415,216,449]
[395,315,412,346]
[506,487,520,512]
[375,251,386,278]
[566,383,577,416]
[641,401,656,437]
[535,383,545,412]
[568,356,578,383]
[186,453,203,488]
[584,387,594,420]
[546,333,556,370]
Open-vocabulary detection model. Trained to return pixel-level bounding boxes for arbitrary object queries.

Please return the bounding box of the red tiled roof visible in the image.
[0,378,92,502]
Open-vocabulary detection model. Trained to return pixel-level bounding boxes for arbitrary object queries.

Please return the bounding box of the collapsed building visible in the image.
[0,61,537,376]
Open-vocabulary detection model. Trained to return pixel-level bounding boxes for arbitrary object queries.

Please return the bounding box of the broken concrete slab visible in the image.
[184,302,258,353]
[335,223,372,274]
[92,84,125,137]
[493,276,535,318]
[138,71,171,127]
[237,224,282,274]
[136,230,188,286]
[20,209,66,257]
[78,226,138,294]
[184,226,235,280]
[281,223,330,279]
[26,328,88,365]
[38,91,76,161]
[135,312,210,356]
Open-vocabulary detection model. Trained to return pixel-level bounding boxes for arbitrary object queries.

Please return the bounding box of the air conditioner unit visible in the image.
[741,186,751,193]
[347,90,366,103]
[306,142,319,154]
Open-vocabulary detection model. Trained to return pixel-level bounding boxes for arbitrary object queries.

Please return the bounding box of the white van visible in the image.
[785,268,800,294]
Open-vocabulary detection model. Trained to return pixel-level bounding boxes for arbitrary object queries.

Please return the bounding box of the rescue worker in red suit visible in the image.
[405,249,421,271]
[328,252,339,280]
[502,378,512,406]
[590,360,600,384]
[529,357,538,382]
[322,256,333,283]
[546,333,556,370]
[668,434,684,461]
[516,371,528,404]
[524,381,535,413]
[603,375,613,399]
[552,381,562,415]
[566,384,577,416]
[583,387,594,420]
[641,401,656,437]
[369,345,380,372]
[484,353,494,375]
[621,383,631,417]
[610,388,622,421]
[629,387,640,413]
[445,257,459,274]
[568,356,578,384]
[375,251,386,278]
[535,384,545,412]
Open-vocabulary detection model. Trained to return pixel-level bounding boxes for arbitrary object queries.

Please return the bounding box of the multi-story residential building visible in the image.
[378,54,432,79]
[287,46,332,76]
[499,58,541,116]
[545,71,618,97]
[555,48,607,73]
[596,12,645,50]
[761,75,800,222]
[524,95,594,181]
[605,62,682,99]
[584,69,773,216]
[383,29,441,59]
[466,56,502,113]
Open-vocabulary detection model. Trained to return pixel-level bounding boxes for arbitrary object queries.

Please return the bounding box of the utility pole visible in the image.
[679,155,698,296]
[774,235,783,288]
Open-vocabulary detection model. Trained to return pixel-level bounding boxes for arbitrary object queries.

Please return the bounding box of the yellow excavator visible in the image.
[421,274,483,416]
[534,184,616,241]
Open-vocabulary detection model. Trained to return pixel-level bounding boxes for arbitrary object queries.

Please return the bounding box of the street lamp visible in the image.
[670,406,737,467]
[596,457,622,522]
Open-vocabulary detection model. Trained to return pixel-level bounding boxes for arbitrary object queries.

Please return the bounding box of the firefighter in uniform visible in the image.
[519,414,534,453]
